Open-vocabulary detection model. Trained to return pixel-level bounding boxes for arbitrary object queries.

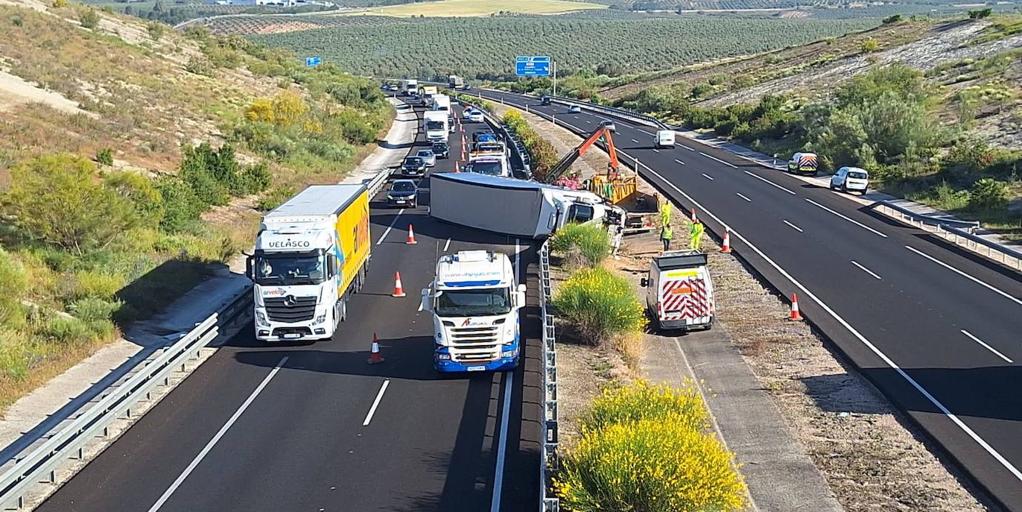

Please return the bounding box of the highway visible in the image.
[477,89,1022,510]
[36,101,542,512]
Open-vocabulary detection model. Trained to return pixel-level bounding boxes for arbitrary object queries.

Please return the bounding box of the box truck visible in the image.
[400,79,418,97]
[247,184,371,342]
[420,250,524,373]
[423,110,450,142]
[448,75,465,90]
[429,172,624,238]
[431,94,451,112]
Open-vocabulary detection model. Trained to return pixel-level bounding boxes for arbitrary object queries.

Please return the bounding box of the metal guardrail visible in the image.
[538,241,559,512]
[872,201,1022,271]
[0,287,252,509]
[363,166,392,198]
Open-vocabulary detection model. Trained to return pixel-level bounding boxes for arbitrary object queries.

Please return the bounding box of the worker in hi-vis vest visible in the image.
[660,223,673,252]
[689,218,704,250]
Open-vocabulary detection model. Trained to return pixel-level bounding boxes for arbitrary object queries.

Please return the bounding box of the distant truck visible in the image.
[787,152,819,176]
[448,75,465,90]
[429,172,624,238]
[247,184,371,342]
[400,79,418,97]
[641,250,715,332]
[423,110,450,142]
[431,94,451,112]
[420,250,525,373]
[420,85,439,106]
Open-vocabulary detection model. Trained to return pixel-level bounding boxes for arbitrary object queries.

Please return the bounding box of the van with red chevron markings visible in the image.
[641,250,715,332]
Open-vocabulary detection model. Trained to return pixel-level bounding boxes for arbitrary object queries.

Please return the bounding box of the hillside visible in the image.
[601,14,1022,238]
[0,0,389,407]
[213,13,877,79]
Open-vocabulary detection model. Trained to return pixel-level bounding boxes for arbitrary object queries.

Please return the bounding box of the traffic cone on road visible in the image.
[367,334,385,364]
[690,208,698,222]
[721,229,732,254]
[406,224,418,245]
[455,161,460,173]
[789,293,802,321]
[392,272,407,298]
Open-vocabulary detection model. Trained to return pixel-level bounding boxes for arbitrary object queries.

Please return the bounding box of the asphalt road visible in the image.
[478,89,1022,510]
[37,101,541,512]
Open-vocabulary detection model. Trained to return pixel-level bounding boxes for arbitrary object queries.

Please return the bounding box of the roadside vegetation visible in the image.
[556,380,746,512]
[501,110,559,180]
[0,3,390,408]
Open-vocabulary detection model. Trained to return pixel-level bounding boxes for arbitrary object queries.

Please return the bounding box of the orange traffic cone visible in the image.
[690,208,698,222]
[454,161,460,173]
[392,272,406,298]
[721,229,732,254]
[367,334,385,364]
[406,224,418,245]
[789,293,802,321]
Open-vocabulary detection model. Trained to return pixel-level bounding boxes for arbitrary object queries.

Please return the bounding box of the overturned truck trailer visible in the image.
[429,172,623,239]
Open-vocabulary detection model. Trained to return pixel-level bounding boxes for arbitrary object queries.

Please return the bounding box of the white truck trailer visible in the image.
[247,185,372,342]
[429,172,624,238]
[420,250,525,373]
[400,79,418,97]
[423,110,449,142]
[431,94,451,112]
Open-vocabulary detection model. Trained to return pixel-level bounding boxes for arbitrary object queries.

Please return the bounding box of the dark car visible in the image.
[432,141,450,159]
[540,95,552,106]
[387,179,418,208]
[401,156,426,176]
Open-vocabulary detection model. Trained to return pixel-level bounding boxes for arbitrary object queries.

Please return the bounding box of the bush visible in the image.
[69,296,121,323]
[95,147,114,166]
[553,267,644,345]
[0,251,27,326]
[155,176,204,233]
[969,178,1010,211]
[581,379,708,433]
[67,270,125,301]
[882,14,903,24]
[556,417,746,512]
[78,7,100,29]
[51,0,68,7]
[147,21,165,41]
[257,185,296,211]
[2,154,138,255]
[104,171,164,228]
[860,37,880,53]
[550,223,611,268]
[185,57,215,77]
[968,8,992,19]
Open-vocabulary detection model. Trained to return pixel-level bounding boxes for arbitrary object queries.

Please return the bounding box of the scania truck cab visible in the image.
[421,250,525,372]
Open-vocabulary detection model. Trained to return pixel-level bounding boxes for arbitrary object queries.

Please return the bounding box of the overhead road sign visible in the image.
[305,56,321,67]
[515,56,550,77]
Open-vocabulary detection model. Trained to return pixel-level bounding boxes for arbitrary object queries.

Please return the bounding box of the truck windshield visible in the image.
[254,253,326,286]
[426,121,444,130]
[469,161,503,176]
[435,288,511,317]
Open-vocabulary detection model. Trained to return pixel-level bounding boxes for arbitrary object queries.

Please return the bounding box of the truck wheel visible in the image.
[339,297,348,322]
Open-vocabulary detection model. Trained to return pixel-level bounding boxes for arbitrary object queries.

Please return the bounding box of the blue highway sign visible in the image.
[515,56,550,77]
[305,56,321,67]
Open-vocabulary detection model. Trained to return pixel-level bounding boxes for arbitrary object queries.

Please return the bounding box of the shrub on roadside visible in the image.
[969,178,1010,211]
[580,379,709,434]
[549,223,611,269]
[78,7,100,29]
[0,251,27,327]
[95,147,114,166]
[556,417,746,512]
[553,267,644,345]
[146,21,165,41]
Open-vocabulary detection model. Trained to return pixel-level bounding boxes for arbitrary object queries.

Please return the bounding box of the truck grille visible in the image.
[449,326,501,363]
[264,296,317,323]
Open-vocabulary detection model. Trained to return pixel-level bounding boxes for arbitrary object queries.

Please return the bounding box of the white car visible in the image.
[830,166,869,194]
[416,149,436,168]
[462,108,477,120]
[467,110,485,123]
[568,105,581,114]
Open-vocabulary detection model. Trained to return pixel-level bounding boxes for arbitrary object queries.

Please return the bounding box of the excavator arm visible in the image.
[542,126,620,184]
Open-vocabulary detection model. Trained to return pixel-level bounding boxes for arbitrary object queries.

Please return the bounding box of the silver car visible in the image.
[416,149,436,168]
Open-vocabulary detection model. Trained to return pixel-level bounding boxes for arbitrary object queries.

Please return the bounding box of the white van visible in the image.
[641,251,715,331]
[654,130,675,148]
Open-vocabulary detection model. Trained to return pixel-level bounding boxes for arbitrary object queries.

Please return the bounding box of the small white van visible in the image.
[654,130,675,149]
[641,250,715,332]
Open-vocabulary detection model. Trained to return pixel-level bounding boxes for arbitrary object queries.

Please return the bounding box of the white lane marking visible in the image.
[653,149,660,153]
[701,173,715,181]
[804,198,888,238]
[744,170,796,195]
[491,239,519,511]
[631,138,639,143]
[961,330,1013,363]
[906,245,1022,306]
[362,379,391,426]
[674,159,686,165]
[683,145,695,152]
[851,260,882,280]
[148,356,289,512]
[376,209,405,245]
[736,192,752,202]
[444,237,451,251]
[783,220,803,233]
[631,159,1022,482]
[699,151,738,168]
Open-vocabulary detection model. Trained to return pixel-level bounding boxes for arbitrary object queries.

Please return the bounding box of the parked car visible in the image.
[432,141,450,159]
[387,179,418,208]
[568,104,581,114]
[830,166,869,194]
[601,120,616,132]
[416,149,436,168]
[401,156,426,176]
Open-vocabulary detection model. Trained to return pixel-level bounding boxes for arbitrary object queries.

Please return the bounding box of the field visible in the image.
[345,0,606,17]
[238,14,878,78]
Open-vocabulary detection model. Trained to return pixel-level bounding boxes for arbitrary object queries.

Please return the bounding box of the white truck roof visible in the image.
[436,251,513,289]
[263,184,365,225]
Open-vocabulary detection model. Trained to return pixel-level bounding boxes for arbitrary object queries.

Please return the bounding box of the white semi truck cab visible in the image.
[421,250,525,373]
[423,110,450,142]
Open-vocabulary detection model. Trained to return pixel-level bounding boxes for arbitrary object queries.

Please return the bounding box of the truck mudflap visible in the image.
[657,278,714,330]
[433,343,520,373]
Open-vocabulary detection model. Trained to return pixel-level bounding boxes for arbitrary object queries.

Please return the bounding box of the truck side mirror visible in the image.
[245,256,254,281]
[327,256,337,278]
[640,277,649,287]
[420,288,432,312]
[516,286,526,307]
